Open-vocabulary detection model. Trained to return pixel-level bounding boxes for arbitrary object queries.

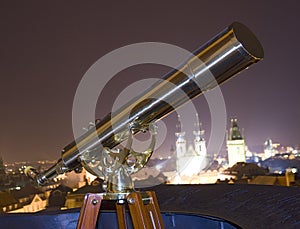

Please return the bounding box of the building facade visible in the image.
[264,138,274,160]
[227,118,246,167]
[175,114,208,179]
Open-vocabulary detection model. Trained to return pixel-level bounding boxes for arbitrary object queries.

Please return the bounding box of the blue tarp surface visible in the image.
[0,210,237,229]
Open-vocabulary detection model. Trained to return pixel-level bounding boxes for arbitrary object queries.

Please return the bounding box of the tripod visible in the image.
[76,191,164,229]
[76,122,164,228]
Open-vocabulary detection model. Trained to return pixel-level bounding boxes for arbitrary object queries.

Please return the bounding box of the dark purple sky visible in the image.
[0,1,300,162]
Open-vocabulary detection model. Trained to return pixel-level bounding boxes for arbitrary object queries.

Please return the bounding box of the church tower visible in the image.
[175,115,186,174]
[226,118,246,167]
[193,113,207,157]
[264,138,274,159]
[175,114,208,178]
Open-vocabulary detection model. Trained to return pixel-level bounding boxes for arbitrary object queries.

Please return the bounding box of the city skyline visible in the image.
[1,1,300,162]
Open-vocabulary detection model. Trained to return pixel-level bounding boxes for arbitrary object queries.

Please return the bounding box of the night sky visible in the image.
[1,1,300,163]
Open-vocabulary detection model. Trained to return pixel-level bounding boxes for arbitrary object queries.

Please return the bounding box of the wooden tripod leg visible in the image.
[144,191,164,229]
[116,201,128,229]
[76,193,102,229]
[127,192,164,229]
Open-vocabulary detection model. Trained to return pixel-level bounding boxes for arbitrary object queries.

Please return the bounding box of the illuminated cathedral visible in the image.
[174,114,209,180]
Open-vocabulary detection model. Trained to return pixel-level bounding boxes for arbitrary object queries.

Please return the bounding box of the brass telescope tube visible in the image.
[29,22,263,185]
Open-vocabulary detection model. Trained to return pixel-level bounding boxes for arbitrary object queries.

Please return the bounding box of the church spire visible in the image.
[193,113,204,141]
[175,115,185,139]
[0,156,6,175]
[228,118,243,140]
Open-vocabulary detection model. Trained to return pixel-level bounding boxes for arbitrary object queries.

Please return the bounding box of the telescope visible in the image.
[26,22,263,196]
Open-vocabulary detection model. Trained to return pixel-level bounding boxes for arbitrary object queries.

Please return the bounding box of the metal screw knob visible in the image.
[92,199,98,205]
[127,198,135,204]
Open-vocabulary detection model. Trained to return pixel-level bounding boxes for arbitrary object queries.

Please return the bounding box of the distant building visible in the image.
[227,118,246,167]
[249,172,296,186]
[0,191,18,213]
[21,194,46,213]
[174,114,209,181]
[223,162,269,179]
[9,184,47,213]
[0,157,6,175]
[264,139,274,159]
[0,184,48,213]
[65,178,104,209]
[134,170,167,188]
[47,185,72,210]
[0,156,7,188]
[259,156,300,174]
